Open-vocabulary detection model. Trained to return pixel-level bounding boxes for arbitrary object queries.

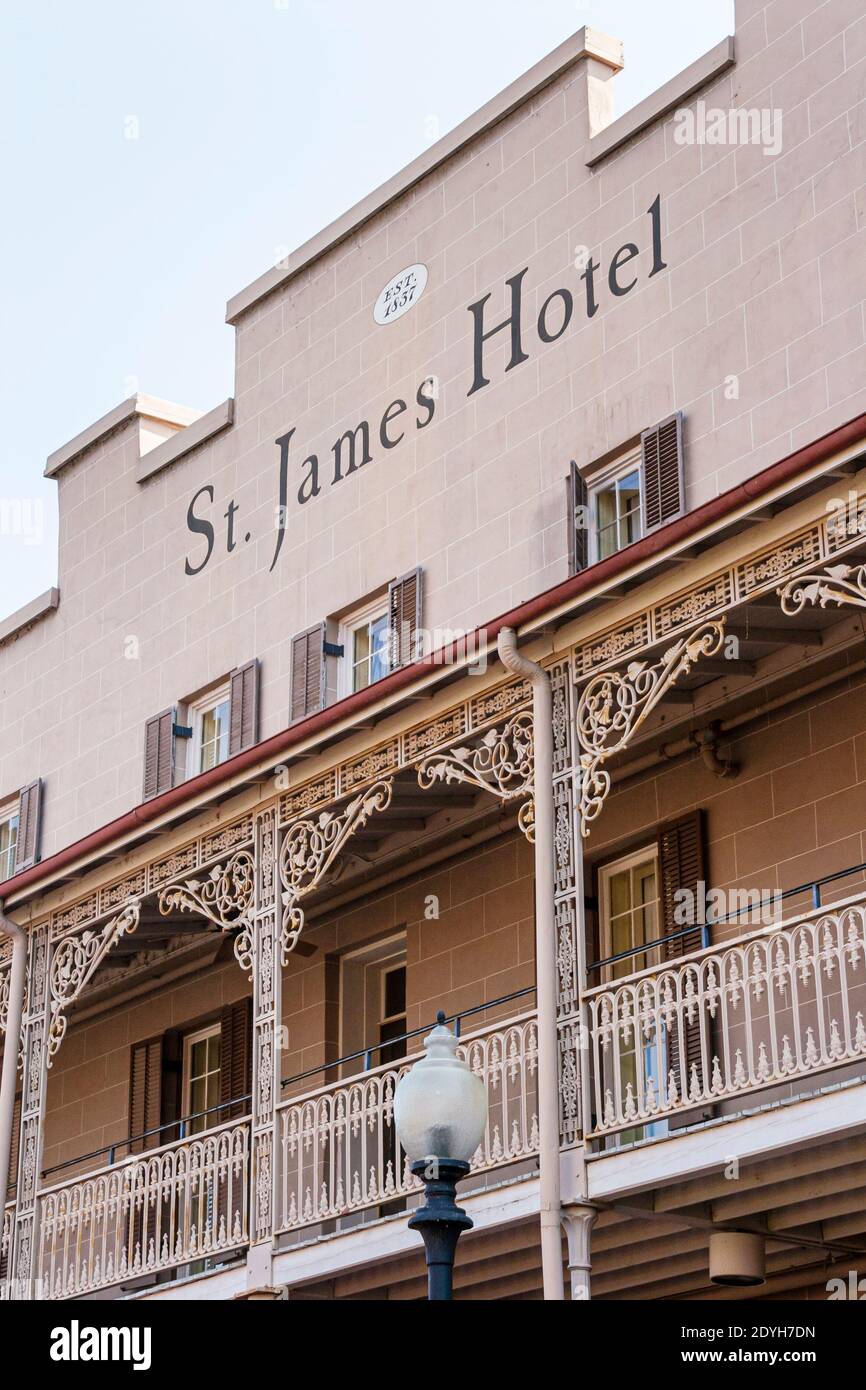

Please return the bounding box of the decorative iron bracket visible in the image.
[575,619,727,835]
[778,562,866,614]
[278,779,394,960]
[417,710,535,841]
[47,899,141,1061]
[157,849,255,931]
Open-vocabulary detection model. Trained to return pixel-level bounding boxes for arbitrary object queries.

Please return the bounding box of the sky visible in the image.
[0,0,734,622]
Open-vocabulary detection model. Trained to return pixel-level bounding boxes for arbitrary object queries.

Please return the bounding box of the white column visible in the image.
[247,806,281,1291]
[0,915,27,1217]
[497,630,564,1300]
[561,1202,598,1301]
[10,923,50,1299]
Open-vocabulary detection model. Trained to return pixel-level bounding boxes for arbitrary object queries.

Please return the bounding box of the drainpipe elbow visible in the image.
[497,627,544,685]
[694,723,738,779]
[0,906,26,943]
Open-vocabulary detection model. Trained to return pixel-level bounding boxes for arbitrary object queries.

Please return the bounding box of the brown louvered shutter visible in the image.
[159,1028,183,1145]
[128,1037,163,1154]
[567,460,589,575]
[142,708,175,800]
[219,998,253,1121]
[658,810,713,1126]
[228,660,260,756]
[290,624,326,722]
[13,779,42,872]
[216,1001,251,1248]
[641,411,684,533]
[389,568,422,668]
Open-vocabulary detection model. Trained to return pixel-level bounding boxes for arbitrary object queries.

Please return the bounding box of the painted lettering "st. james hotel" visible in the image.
[183,196,666,578]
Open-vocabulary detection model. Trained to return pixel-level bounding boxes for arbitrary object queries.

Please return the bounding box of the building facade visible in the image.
[3,0,866,1300]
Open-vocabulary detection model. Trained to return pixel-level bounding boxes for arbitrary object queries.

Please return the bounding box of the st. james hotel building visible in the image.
[3,1,866,1302]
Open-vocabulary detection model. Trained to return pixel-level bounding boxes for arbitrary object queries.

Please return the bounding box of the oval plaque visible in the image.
[373,263,428,325]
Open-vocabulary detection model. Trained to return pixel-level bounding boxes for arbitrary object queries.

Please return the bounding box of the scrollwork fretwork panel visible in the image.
[417,710,535,842]
[278,779,394,961]
[778,562,866,614]
[47,900,141,1062]
[157,849,254,930]
[575,620,727,835]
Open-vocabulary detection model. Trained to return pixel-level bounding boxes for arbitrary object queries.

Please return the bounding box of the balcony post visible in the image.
[561,1202,598,1300]
[0,911,27,1219]
[9,923,50,1300]
[246,805,282,1291]
[497,630,564,1301]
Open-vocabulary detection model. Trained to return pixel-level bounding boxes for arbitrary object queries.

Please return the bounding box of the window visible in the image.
[339,598,391,697]
[188,684,231,776]
[0,804,19,882]
[588,445,643,563]
[599,846,665,1142]
[598,845,659,982]
[378,961,408,1065]
[183,1025,222,1134]
[340,935,407,1075]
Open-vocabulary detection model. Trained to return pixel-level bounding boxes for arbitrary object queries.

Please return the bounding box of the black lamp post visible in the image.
[394,1011,488,1302]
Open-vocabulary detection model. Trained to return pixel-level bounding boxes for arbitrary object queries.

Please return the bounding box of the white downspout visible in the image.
[0,907,26,1213]
[497,627,564,1300]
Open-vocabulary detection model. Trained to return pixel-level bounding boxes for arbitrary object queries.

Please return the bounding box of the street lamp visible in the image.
[394,1011,488,1301]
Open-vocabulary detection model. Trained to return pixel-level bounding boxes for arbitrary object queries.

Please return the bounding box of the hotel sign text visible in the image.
[184,196,667,578]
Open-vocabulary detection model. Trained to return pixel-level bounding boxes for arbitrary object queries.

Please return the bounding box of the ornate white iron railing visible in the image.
[36,1119,250,1298]
[276,1012,539,1234]
[586,895,866,1139]
[1,1203,12,1293]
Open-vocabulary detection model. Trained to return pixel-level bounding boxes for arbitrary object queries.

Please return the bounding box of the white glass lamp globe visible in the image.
[394,1013,488,1163]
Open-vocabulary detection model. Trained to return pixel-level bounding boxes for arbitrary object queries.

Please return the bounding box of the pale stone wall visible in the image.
[4,0,866,857]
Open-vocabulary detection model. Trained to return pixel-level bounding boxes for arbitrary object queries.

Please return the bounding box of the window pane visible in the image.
[353,624,371,665]
[369,613,390,683]
[611,916,633,957]
[190,1076,208,1116]
[384,965,406,1019]
[353,625,371,692]
[597,522,619,560]
[199,699,230,771]
[618,471,642,547]
[190,1038,208,1075]
[616,470,640,512]
[609,869,632,918]
[596,483,617,531]
[0,815,18,881]
[379,1016,407,1064]
[214,700,229,762]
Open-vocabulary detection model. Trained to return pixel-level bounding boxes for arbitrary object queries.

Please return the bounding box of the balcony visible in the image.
[22,992,538,1299]
[276,1002,539,1236]
[34,1118,251,1299]
[586,873,866,1142]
